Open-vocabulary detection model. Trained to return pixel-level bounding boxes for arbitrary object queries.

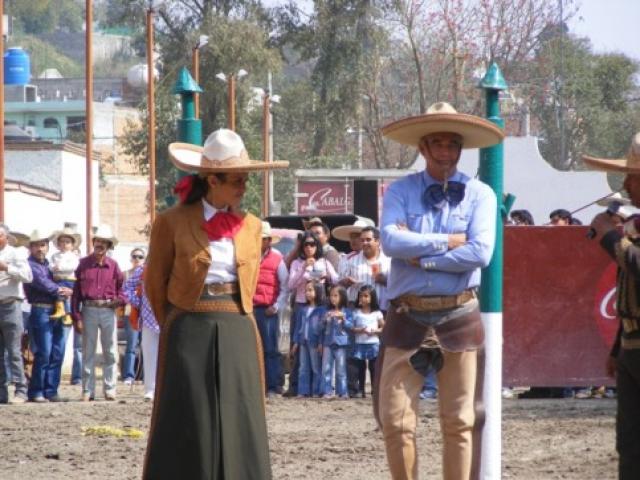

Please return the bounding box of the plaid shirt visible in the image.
[123,265,159,334]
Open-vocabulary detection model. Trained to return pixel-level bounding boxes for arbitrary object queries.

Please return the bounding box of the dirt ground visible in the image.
[0,384,617,480]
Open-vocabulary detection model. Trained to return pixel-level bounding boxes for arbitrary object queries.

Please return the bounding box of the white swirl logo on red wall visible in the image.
[594,262,618,348]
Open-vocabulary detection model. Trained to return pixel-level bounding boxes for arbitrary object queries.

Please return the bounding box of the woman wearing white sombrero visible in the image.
[143,129,287,480]
[583,132,640,480]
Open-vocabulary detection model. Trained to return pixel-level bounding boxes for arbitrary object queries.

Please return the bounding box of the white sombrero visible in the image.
[583,132,640,174]
[332,217,375,242]
[28,229,52,244]
[261,221,280,245]
[92,224,118,248]
[596,192,631,207]
[169,129,289,173]
[50,226,82,248]
[381,102,505,149]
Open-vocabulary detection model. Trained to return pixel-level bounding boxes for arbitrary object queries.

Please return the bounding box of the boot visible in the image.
[62,314,73,326]
[50,301,66,319]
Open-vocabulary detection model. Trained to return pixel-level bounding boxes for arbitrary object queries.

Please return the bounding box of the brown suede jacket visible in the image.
[144,201,261,327]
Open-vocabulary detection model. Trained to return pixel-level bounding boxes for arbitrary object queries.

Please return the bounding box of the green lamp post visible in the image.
[478,62,508,479]
[166,67,204,206]
[172,66,204,147]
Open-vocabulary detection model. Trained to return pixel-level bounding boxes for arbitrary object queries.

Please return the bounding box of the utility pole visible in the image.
[146,4,156,223]
[85,0,93,249]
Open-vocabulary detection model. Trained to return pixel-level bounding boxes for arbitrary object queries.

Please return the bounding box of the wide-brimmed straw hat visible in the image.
[261,221,280,245]
[28,229,52,244]
[168,129,289,173]
[596,192,630,207]
[583,132,640,174]
[332,217,375,242]
[92,224,118,248]
[50,226,82,248]
[8,231,29,248]
[381,102,504,149]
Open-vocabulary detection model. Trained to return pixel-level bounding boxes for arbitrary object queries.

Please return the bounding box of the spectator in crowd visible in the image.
[350,285,384,398]
[24,230,73,402]
[377,102,501,479]
[291,281,326,397]
[419,371,438,400]
[253,221,289,397]
[549,208,572,226]
[71,225,125,402]
[123,248,159,401]
[143,129,285,479]
[121,247,146,386]
[0,224,32,404]
[320,285,352,399]
[583,132,640,479]
[333,218,371,280]
[306,218,341,271]
[286,231,338,396]
[49,226,81,325]
[510,209,535,226]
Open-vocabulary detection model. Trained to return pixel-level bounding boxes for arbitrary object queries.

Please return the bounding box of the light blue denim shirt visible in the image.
[380,169,497,299]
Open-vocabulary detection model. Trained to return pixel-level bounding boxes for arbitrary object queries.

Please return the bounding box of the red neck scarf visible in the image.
[202,210,243,241]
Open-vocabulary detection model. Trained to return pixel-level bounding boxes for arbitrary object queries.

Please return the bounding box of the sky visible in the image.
[569,0,640,61]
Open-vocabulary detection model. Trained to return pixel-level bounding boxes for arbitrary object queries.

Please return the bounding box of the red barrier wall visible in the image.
[503,226,617,386]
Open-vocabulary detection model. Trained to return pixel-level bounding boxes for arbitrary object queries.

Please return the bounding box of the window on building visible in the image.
[66,116,86,134]
[43,118,59,129]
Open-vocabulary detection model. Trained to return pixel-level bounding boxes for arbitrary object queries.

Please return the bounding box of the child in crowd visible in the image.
[320,285,352,399]
[49,227,81,325]
[350,285,384,398]
[291,281,326,397]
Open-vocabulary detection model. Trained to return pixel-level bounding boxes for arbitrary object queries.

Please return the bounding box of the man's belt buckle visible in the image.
[205,282,238,296]
[397,290,474,312]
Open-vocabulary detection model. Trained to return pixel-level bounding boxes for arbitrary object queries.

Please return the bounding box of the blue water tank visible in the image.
[4,47,31,85]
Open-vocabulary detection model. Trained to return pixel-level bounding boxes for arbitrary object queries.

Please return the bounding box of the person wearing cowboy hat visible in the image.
[0,223,32,404]
[253,221,289,397]
[584,132,640,480]
[48,226,82,323]
[375,102,503,480]
[23,230,74,403]
[70,224,125,402]
[143,128,287,479]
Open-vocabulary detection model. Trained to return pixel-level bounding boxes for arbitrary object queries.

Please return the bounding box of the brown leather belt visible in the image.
[203,282,239,296]
[84,299,118,308]
[392,289,476,312]
[191,299,242,313]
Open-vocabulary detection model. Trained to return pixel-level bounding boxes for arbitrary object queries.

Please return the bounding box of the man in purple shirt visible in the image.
[71,225,125,401]
[24,230,73,402]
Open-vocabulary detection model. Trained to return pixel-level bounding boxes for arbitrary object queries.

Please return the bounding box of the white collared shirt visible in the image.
[202,199,238,284]
[0,244,32,300]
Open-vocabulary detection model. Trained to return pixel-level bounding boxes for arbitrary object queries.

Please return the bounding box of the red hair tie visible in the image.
[173,175,195,203]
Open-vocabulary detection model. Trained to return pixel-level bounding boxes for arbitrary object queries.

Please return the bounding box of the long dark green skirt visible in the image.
[143,302,271,480]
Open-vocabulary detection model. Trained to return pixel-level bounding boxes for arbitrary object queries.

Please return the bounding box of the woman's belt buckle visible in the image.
[205,282,239,296]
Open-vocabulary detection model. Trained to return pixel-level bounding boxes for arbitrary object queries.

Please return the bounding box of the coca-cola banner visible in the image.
[503,226,616,386]
[297,181,353,215]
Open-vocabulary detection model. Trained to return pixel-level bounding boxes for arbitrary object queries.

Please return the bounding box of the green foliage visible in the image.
[527,34,640,171]
[9,0,83,34]
[8,35,83,77]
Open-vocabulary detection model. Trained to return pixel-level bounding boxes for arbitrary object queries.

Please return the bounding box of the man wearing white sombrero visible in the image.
[375,102,504,480]
[71,224,125,402]
[584,133,640,480]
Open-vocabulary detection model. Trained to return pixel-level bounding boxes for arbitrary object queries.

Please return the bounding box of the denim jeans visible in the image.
[322,345,348,396]
[423,370,438,393]
[122,315,140,381]
[298,342,322,396]
[27,305,71,399]
[71,329,82,384]
[254,306,282,392]
[0,301,27,401]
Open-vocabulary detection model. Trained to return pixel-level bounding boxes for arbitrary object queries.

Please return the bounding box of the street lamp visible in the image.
[192,34,208,119]
[254,83,280,217]
[216,69,248,131]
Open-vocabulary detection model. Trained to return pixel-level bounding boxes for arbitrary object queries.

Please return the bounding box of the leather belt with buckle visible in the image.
[204,282,239,296]
[84,299,118,308]
[393,289,476,312]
